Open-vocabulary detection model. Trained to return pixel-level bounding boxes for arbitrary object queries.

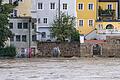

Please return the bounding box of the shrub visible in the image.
[0,46,16,58]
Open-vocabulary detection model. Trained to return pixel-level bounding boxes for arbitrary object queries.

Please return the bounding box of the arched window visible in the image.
[106,24,114,29]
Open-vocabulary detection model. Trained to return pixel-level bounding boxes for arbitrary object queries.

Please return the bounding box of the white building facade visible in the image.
[2,0,37,57]
[31,0,76,41]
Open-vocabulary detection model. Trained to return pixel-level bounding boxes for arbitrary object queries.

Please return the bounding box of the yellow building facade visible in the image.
[76,0,119,35]
[15,0,32,17]
[96,0,119,33]
[76,0,97,35]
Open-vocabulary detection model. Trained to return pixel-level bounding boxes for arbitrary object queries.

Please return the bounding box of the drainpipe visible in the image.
[28,18,31,58]
[118,0,120,19]
[58,0,60,26]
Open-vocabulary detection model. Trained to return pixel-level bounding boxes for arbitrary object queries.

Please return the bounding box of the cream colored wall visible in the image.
[16,0,32,17]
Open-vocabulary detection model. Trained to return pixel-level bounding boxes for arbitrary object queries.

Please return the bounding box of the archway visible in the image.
[92,44,101,56]
[106,24,114,29]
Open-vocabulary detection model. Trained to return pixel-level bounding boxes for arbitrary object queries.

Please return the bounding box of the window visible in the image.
[32,35,36,41]
[50,3,55,9]
[108,4,112,10]
[38,18,41,24]
[79,20,83,26]
[13,10,17,17]
[21,48,25,53]
[22,35,27,42]
[32,23,35,29]
[10,36,14,41]
[9,23,13,29]
[78,3,83,10]
[88,3,94,10]
[63,3,67,10]
[41,32,46,38]
[16,35,21,42]
[9,0,12,4]
[50,33,54,39]
[18,23,22,29]
[43,18,47,24]
[38,3,43,9]
[23,23,28,29]
[18,0,23,1]
[98,24,103,30]
[88,20,94,27]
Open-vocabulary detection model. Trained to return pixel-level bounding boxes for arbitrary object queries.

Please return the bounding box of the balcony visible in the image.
[99,9,115,17]
[98,6,116,21]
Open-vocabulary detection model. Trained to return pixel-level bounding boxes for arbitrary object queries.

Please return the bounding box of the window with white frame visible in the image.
[78,3,83,10]
[107,4,112,10]
[38,3,43,9]
[43,18,47,24]
[50,3,55,9]
[63,3,67,10]
[88,3,94,10]
[98,24,103,30]
[88,20,94,27]
[79,20,83,27]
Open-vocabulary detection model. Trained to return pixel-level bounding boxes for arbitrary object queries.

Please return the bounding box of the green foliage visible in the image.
[0,46,16,57]
[98,6,115,19]
[51,13,79,42]
[71,31,80,42]
[0,1,15,48]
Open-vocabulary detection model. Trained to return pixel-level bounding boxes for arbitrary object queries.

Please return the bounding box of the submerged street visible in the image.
[0,58,120,80]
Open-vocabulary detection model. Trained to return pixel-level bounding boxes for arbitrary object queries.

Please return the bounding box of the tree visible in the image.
[0,0,15,48]
[51,13,79,42]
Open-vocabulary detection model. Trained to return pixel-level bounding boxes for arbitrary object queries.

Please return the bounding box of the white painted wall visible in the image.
[31,0,76,41]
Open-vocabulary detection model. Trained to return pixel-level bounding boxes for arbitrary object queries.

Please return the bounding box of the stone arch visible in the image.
[106,24,114,29]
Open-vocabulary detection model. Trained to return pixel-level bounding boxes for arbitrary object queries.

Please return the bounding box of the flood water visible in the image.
[0,58,120,80]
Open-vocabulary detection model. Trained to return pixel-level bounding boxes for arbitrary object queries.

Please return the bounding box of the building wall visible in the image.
[98,2,117,10]
[76,0,97,35]
[96,21,120,30]
[3,0,32,17]
[98,2,118,19]
[31,0,76,41]
[9,18,37,54]
[15,0,32,17]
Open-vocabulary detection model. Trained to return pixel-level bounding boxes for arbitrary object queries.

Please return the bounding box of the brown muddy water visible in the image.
[0,58,120,80]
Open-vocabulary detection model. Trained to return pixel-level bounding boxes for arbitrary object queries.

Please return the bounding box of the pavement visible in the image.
[0,58,120,80]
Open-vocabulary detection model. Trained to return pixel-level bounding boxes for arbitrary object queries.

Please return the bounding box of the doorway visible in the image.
[93,44,101,56]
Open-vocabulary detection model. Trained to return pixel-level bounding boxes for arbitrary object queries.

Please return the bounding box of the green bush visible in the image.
[0,46,16,58]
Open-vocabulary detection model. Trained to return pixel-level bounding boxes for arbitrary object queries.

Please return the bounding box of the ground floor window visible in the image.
[22,35,27,42]
[41,32,46,38]
[16,35,21,42]
[32,35,36,41]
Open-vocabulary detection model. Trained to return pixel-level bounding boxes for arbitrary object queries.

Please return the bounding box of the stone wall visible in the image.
[37,42,80,57]
[37,42,120,57]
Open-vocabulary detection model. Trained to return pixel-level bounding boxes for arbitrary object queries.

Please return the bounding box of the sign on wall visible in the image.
[80,35,84,44]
